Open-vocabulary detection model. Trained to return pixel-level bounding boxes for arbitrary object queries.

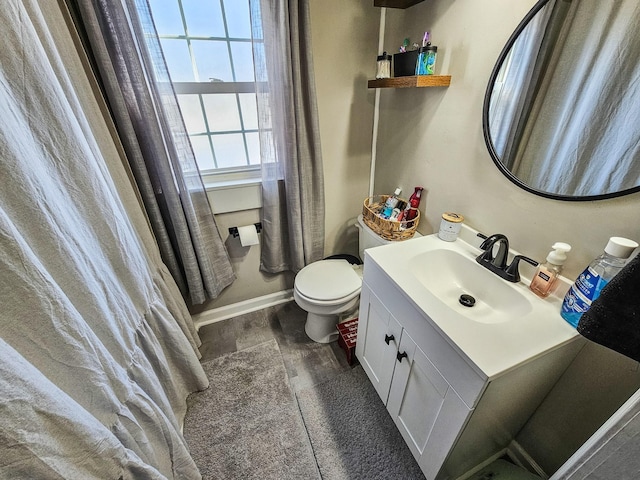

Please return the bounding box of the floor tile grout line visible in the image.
[294,390,323,480]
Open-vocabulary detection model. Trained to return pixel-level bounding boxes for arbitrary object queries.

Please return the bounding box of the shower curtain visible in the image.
[0,1,207,478]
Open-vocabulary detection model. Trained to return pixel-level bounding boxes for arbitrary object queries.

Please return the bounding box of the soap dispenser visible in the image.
[529,242,571,298]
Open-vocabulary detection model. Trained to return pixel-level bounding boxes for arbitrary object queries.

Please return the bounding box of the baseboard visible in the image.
[456,449,508,480]
[507,440,549,479]
[192,290,294,330]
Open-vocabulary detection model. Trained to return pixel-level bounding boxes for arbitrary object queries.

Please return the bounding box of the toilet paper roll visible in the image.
[237,224,260,247]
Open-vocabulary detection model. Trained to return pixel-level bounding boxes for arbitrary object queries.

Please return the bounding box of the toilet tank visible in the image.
[356,214,422,261]
[356,214,392,260]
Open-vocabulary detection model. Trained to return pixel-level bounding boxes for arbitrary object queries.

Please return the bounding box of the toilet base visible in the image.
[304,312,339,343]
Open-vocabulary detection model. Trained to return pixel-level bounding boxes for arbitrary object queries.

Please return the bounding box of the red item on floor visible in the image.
[337,318,358,365]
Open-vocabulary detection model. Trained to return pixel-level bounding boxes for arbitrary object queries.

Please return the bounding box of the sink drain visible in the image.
[459,294,476,307]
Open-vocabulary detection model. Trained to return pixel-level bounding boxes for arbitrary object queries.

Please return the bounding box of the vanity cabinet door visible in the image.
[387,331,472,479]
[356,285,403,403]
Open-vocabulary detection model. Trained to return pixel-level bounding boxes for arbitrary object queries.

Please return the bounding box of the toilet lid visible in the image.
[295,260,362,301]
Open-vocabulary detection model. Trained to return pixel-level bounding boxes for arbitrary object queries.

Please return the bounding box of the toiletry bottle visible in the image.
[402,187,423,227]
[560,237,638,327]
[376,52,392,79]
[381,188,402,218]
[416,45,437,75]
[530,242,571,298]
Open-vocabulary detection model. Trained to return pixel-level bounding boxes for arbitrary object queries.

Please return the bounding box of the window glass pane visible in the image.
[191,40,232,82]
[182,0,225,37]
[160,39,195,81]
[245,132,261,165]
[230,42,254,82]
[238,93,258,130]
[177,94,206,133]
[148,0,185,35]
[189,135,215,170]
[212,134,248,168]
[223,0,251,38]
[203,94,242,131]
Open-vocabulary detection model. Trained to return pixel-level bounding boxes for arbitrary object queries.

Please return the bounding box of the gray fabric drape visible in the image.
[0,1,208,477]
[250,0,325,274]
[69,0,235,304]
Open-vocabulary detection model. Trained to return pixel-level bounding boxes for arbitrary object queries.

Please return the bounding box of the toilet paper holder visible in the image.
[228,223,262,238]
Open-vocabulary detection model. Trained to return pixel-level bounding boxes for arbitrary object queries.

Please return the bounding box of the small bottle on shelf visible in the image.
[375,52,392,79]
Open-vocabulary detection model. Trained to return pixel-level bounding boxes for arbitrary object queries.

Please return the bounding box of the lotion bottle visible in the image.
[529,242,571,298]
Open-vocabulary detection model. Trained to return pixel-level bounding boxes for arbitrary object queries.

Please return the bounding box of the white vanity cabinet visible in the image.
[356,257,583,480]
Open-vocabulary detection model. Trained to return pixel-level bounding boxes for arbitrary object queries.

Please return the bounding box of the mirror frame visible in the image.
[482,0,640,202]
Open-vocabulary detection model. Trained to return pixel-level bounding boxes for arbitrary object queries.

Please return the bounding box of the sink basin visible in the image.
[409,249,532,324]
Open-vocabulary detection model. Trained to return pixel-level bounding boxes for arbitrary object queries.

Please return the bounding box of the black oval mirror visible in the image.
[483,0,640,201]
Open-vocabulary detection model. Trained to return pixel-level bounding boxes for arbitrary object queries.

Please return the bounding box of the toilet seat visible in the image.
[294,259,362,302]
[294,286,360,306]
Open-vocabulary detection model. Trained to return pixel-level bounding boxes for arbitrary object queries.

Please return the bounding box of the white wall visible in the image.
[374,0,640,475]
[310,0,379,257]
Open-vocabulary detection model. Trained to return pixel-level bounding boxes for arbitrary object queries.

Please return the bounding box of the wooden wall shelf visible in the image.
[367,75,451,89]
[374,0,425,8]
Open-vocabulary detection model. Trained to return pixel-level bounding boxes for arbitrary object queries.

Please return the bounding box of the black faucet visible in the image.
[477,233,510,269]
[476,233,538,283]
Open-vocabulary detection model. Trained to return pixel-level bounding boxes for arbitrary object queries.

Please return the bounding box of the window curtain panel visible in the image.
[250,0,325,274]
[68,0,235,304]
[0,1,207,478]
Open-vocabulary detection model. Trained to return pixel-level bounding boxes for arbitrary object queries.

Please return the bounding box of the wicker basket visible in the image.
[362,195,420,241]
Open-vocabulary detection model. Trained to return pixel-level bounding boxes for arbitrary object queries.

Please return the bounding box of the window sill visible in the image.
[204,176,262,214]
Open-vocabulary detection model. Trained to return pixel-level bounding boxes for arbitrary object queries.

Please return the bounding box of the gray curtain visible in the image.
[0,1,207,477]
[250,0,325,274]
[69,0,235,304]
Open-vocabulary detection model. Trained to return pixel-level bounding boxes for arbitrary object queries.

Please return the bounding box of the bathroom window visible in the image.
[148,0,261,183]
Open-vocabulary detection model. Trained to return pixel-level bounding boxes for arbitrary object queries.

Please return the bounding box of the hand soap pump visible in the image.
[529,242,571,298]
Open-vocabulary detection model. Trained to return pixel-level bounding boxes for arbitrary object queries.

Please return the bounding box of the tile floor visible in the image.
[197,301,355,393]
[195,302,535,479]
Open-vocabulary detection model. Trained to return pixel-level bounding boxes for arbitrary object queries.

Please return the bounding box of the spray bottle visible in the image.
[399,187,423,228]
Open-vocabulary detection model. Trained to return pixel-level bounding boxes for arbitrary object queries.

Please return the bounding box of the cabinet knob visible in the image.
[396,351,408,363]
[384,334,395,345]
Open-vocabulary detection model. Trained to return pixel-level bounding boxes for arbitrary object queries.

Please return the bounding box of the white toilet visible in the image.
[293,215,392,343]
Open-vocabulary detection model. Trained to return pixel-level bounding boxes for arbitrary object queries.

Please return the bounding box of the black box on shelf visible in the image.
[393,50,419,77]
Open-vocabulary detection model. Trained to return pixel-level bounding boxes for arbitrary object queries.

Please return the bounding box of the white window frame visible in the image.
[153,0,262,188]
